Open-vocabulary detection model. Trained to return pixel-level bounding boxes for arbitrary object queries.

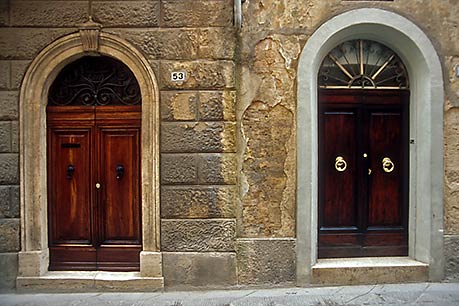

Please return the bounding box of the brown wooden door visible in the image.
[318,90,409,258]
[47,105,141,271]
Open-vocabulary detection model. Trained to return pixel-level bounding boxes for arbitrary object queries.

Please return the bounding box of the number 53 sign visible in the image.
[171,71,187,82]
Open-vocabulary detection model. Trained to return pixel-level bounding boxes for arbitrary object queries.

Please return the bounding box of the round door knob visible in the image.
[95,183,101,189]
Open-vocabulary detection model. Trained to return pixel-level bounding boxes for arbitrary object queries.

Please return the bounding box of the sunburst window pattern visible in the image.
[319,39,409,89]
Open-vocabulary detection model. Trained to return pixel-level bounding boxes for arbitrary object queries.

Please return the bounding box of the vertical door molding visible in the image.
[297,8,444,284]
[18,32,162,280]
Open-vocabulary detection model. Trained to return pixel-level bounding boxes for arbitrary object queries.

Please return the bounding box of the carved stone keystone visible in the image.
[79,16,102,53]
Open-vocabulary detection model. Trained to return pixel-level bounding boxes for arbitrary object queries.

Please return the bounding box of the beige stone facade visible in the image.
[0,0,458,290]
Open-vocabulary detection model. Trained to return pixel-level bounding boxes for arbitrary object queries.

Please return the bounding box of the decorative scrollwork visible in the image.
[319,39,409,89]
[48,56,141,106]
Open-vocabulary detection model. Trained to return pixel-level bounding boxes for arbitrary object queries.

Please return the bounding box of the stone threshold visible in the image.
[312,257,428,285]
[16,271,164,292]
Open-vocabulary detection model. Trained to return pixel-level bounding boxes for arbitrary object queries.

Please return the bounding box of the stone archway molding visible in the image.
[297,8,444,284]
[17,30,162,288]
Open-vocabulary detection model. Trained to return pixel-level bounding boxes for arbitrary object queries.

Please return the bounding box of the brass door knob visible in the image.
[95,182,101,189]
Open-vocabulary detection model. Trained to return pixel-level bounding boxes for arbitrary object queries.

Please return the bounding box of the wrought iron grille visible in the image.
[48,56,141,106]
[319,39,409,89]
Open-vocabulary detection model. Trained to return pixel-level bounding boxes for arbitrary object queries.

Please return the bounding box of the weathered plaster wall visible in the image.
[238,0,459,284]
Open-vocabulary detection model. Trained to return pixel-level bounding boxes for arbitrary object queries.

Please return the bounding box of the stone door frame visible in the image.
[17,31,162,283]
[297,8,445,283]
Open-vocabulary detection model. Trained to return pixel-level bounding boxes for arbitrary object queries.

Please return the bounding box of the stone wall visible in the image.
[1,0,459,290]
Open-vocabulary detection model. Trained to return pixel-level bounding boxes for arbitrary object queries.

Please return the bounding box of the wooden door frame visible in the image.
[297,8,444,284]
[17,31,162,284]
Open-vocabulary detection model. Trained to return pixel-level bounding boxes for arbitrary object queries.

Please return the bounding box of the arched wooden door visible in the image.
[47,56,142,271]
[318,40,409,258]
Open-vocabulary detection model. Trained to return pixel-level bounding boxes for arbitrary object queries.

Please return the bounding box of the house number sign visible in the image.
[171,71,187,82]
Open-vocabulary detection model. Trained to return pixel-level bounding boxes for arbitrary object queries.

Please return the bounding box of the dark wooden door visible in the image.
[47,105,141,271]
[318,90,409,258]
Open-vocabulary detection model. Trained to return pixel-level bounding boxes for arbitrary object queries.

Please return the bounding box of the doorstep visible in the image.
[16,271,164,292]
[312,257,428,285]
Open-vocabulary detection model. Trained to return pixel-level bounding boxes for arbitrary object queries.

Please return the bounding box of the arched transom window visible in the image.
[319,39,409,89]
[49,56,141,106]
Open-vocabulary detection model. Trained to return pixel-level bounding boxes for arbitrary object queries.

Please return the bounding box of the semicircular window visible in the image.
[48,56,141,106]
[319,39,409,89]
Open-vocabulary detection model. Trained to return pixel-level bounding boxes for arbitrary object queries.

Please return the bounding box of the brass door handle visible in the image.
[382,157,395,173]
[335,156,347,172]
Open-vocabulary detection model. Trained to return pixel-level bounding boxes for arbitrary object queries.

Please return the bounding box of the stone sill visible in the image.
[312,257,428,285]
[16,271,164,292]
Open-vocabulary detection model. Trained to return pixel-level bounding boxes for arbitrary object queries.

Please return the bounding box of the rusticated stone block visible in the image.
[199,28,236,60]
[161,219,236,252]
[0,61,9,89]
[11,121,18,153]
[11,61,29,89]
[11,1,87,27]
[163,252,237,288]
[236,239,296,285]
[0,92,18,120]
[199,90,236,121]
[161,122,236,153]
[161,91,198,121]
[162,0,233,28]
[0,121,11,152]
[445,235,459,281]
[0,253,18,290]
[93,1,159,27]
[198,153,236,184]
[0,186,19,219]
[161,154,197,184]
[0,218,20,252]
[0,154,19,184]
[159,61,235,90]
[107,29,199,60]
[0,28,73,60]
[161,186,236,219]
[0,1,8,26]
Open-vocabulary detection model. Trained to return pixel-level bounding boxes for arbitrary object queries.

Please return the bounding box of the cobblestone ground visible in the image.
[1,283,459,306]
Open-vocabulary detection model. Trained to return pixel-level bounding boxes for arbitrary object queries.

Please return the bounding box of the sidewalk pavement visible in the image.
[1,282,459,306]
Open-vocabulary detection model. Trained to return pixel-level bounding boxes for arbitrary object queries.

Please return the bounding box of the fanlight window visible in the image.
[319,39,409,89]
[48,56,141,106]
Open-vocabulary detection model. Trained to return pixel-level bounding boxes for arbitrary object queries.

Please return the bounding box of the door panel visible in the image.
[368,111,402,227]
[322,111,358,228]
[318,90,409,258]
[47,128,96,270]
[99,129,141,244]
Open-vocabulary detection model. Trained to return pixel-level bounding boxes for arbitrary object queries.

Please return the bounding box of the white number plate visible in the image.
[171,71,187,82]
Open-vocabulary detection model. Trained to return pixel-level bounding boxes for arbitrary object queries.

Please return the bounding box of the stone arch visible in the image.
[297,8,444,283]
[17,31,162,284]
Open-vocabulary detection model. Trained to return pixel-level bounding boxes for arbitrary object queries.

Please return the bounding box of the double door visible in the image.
[47,105,141,271]
[318,90,409,258]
